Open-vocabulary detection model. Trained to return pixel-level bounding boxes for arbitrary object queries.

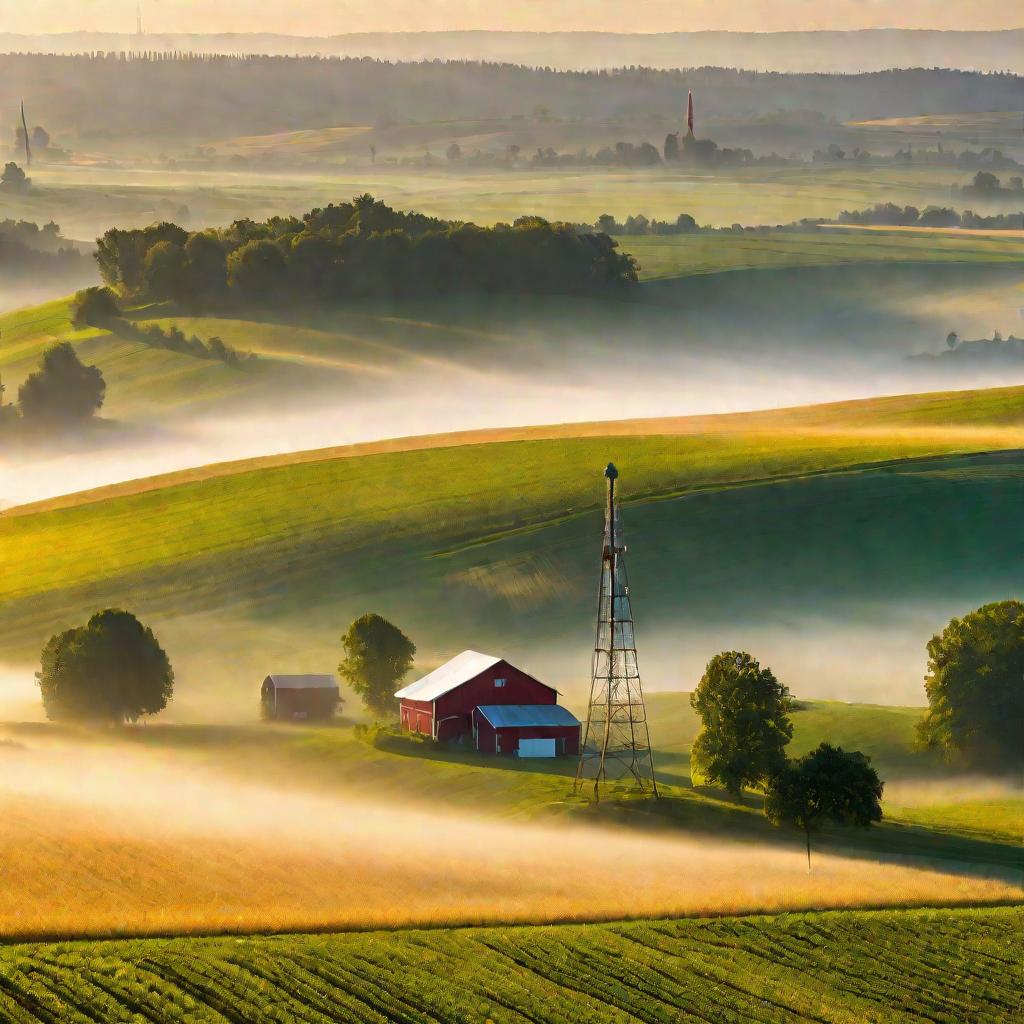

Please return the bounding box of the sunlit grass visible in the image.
[7,161,970,239]
[0,729,1017,942]
[618,229,1024,280]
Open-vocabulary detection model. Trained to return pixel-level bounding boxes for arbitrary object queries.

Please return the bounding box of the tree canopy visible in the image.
[338,613,416,718]
[917,600,1024,767]
[765,743,883,869]
[72,285,121,328]
[0,162,29,192]
[37,609,174,724]
[95,195,637,311]
[17,341,105,425]
[690,651,794,799]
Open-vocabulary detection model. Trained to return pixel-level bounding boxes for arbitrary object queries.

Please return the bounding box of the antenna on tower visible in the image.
[136,1,144,37]
[20,101,30,167]
[574,463,659,801]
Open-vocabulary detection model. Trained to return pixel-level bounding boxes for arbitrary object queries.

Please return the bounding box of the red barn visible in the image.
[395,650,579,757]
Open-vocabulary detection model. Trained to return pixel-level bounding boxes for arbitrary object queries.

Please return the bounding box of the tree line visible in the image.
[93,195,638,310]
[5,52,1023,142]
[73,287,255,367]
[0,211,90,285]
[838,200,1024,229]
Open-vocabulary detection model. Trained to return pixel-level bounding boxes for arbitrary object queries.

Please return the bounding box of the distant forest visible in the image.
[3,30,1024,75]
[2,54,1023,142]
[0,217,91,286]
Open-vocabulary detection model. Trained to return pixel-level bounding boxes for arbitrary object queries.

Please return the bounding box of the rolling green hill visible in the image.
[0,300,278,419]
[5,382,1024,712]
[2,242,1020,426]
[0,906,1018,1023]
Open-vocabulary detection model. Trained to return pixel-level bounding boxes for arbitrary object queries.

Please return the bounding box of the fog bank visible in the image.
[0,732,1016,938]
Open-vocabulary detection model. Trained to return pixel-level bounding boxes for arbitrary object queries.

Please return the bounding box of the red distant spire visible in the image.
[686,91,694,136]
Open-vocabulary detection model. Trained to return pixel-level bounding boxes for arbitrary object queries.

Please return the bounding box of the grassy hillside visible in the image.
[619,228,1024,280]
[5,385,1024,705]
[2,242,1020,425]
[0,299,276,419]
[0,906,1018,1022]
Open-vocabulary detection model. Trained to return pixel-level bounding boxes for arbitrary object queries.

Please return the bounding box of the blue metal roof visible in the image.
[476,704,580,729]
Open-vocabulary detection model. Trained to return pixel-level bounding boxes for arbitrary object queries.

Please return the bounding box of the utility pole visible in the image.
[574,463,659,800]
[20,101,30,167]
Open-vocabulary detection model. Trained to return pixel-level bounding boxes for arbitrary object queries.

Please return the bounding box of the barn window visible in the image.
[494,678,506,688]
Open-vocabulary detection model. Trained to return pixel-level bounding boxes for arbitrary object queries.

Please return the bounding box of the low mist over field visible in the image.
[0,729,1016,938]
[4,259,1023,508]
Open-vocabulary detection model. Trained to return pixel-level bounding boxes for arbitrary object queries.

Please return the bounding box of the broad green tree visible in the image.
[184,231,229,305]
[37,609,174,723]
[339,613,416,718]
[142,240,189,301]
[18,342,105,425]
[765,743,883,870]
[690,651,793,799]
[918,600,1024,767]
[71,286,121,328]
[226,238,287,299]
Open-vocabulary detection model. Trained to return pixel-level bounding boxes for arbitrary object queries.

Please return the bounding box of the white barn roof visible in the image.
[265,674,338,691]
[394,650,502,702]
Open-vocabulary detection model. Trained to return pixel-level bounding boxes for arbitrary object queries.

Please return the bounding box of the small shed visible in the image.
[474,704,581,757]
[261,674,340,721]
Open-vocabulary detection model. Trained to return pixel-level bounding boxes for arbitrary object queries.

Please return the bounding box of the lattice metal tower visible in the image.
[574,463,659,800]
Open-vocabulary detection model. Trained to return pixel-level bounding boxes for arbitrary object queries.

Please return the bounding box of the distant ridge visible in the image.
[1,29,1023,74]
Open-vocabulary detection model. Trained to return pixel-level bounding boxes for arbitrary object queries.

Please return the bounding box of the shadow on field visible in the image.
[372,729,1022,878]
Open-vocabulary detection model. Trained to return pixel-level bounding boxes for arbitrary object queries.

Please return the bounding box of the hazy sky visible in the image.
[3,1,1021,36]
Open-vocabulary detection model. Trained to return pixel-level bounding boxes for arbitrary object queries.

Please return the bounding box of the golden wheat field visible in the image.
[0,735,1018,940]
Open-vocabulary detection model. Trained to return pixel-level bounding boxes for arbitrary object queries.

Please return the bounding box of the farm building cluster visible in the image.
[259,652,579,759]
[396,650,580,758]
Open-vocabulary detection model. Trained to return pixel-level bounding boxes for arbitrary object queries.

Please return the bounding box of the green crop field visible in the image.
[0,906,1018,1023]
[618,229,1024,279]
[3,161,979,243]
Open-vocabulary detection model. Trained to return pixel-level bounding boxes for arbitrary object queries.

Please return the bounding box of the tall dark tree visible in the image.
[338,613,416,718]
[142,240,189,301]
[95,227,151,291]
[184,230,229,304]
[227,238,287,299]
[918,600,1024,767]
[690,651,794,799]
[37,609,174,724]
[18,342,105,425]
[765,743,883,870]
